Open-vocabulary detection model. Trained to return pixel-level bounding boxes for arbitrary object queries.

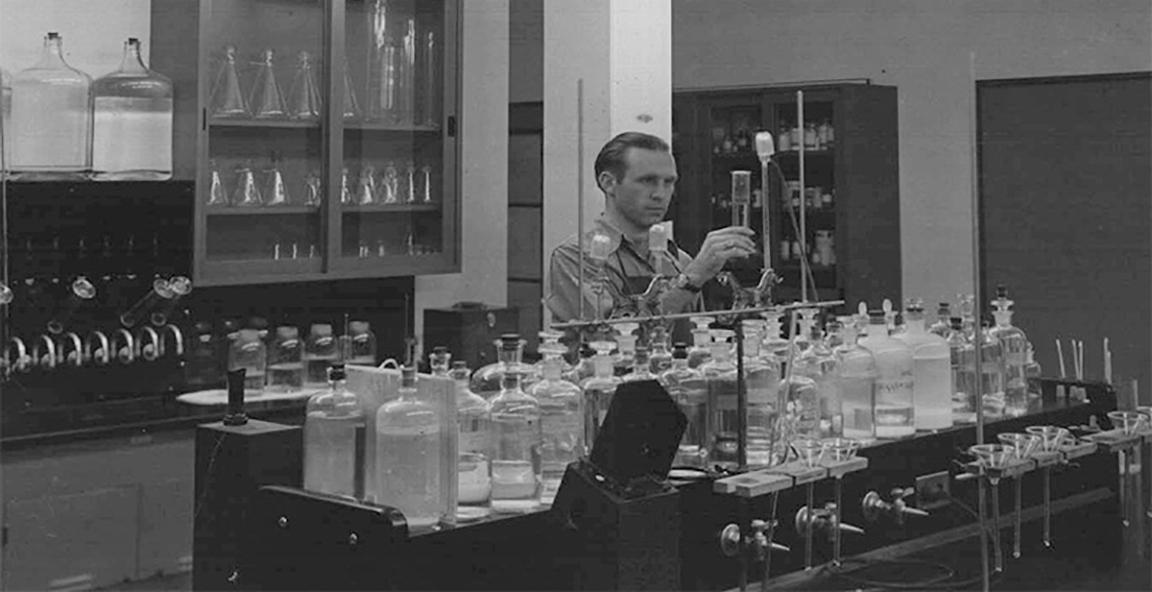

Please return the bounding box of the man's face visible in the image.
[603,148,678,229]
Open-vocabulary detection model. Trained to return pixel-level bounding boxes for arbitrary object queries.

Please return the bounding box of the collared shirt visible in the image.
[547,215,696,324]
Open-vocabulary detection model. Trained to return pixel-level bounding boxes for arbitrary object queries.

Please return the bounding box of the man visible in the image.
[547,131,756,324]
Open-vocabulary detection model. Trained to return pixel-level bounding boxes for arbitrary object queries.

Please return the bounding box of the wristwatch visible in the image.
[673,273,703,293]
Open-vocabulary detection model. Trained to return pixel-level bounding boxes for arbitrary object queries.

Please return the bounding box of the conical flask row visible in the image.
[210,46,331,121]
[337,161,437,206]
[206,159,322,208]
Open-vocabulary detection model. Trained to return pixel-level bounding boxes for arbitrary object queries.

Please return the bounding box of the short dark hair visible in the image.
[594,132,671,191]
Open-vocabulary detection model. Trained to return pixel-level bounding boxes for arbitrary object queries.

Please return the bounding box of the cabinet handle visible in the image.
[447,115,457,137]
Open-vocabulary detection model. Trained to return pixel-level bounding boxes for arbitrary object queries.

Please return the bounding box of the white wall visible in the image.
[0,0,151,76]
[672,0,1152,304]
[414,0,510,344]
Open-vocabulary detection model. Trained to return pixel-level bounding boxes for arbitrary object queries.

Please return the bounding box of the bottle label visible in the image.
[875,376,913,399]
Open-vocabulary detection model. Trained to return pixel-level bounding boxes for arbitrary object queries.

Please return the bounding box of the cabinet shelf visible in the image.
[207,206,321,216]
[341,203,440,213]
[344,122,443,133]
[208,118,321,130]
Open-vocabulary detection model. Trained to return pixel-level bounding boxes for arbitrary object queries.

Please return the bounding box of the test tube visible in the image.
[119,278,172,328]
[649,224,670,275]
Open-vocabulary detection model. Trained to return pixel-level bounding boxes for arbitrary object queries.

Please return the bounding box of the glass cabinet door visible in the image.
[337,0,455,272]
[200,0,326,277]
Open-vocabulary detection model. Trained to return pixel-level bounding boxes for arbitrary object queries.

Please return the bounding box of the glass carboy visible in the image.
[9,32,92,179]
[303,364,364,497]
[91,38,173,181]
[376,366,445,530]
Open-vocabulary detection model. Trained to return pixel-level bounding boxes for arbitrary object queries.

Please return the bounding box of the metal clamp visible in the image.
[862,488,930,524]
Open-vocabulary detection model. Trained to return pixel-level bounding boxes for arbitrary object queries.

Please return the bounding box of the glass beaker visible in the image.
[287,51,321,121]
[210,45,248,118]
[249,49,287,119]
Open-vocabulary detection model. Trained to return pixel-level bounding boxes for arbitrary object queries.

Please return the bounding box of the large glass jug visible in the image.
[9,33,92,179]
[91,38,174,181]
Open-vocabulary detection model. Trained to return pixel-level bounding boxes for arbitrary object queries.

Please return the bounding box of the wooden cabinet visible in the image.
[672,83,901,308]
[151,0,460,286]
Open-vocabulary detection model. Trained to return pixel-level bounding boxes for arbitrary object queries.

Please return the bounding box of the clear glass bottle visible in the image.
[91,37,173,181]
[613,322,640,377]
[836,322,878,439]
[267,325,304,392]
[622,346,657,383]
[563,343,595,385]
[743,322,784,468]
[929,302,952,337]
[687,317,713,369]
[979,320,1007,419]
[648,324,674,375]
[535,330,573,378]
[858,311,915,438]
[1024,343,1042,400]
[580,340,621,451]
[452,361,492,521]
[376,366,445,530]
[796,324,842,438]
[228,328,266,392]
[894,304,952,430]
[471,334,540,399]
[340,320,377,366]
[304,364,364,497]
[702,331,739,470]
[303,324,339,390]
[488,370,543,514]
[530,341,584,507]
[989,286,1029,417]
[760,314,796,378]
[9,32,92,178]
[947,317,978,424]
[660,343,708,467]
[428,345,452,376]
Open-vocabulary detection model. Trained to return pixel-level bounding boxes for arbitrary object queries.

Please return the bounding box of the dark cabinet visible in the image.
[672,83,901,308]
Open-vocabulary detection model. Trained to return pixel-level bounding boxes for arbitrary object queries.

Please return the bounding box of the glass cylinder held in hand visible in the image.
[91,37,173,181]
[376,365,445,530]
[9,32,92,179]
[304,364,365,498]
[731,170,752,228]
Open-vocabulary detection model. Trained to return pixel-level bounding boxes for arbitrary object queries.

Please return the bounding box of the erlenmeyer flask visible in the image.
[210,45,248,118]
[207,159,229,206]
[264,158,290,205]
[381,161,400,204]
[249,49,287,119]
[405,159,417,203]
[232,163,263,206]
[357,166,378,205]
[303,170,322,207]
[287,51,321,121]
[339,167,354,205]
[342,59,360,121]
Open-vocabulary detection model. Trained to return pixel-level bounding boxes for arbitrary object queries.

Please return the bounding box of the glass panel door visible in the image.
[202,0,326,273]
[340,0,447,268]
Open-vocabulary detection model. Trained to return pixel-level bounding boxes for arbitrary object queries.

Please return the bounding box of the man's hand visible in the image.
[682,226,757,286]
